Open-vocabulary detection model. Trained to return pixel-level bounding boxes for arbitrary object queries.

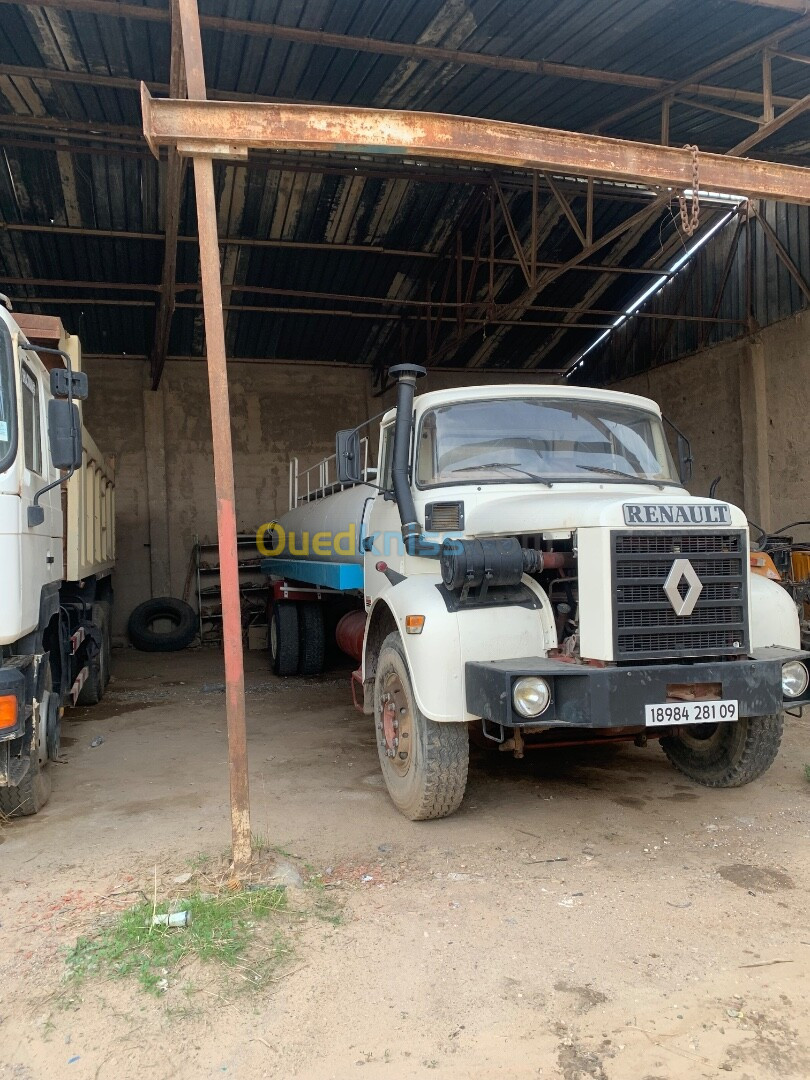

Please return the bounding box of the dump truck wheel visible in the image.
[660,714,783,787]
[298,603,326,676]
[77,623,106,706]
[94,601,112,687]
[0,666,52,817]
[374,632,468,820]
[270,601,299,676]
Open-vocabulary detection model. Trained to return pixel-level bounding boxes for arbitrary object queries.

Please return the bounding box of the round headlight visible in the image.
[782,660,808,699]
[513,677,551,718]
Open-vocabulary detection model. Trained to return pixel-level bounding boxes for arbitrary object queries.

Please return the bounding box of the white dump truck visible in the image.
[0,303,115,816]
[261,364,807,820]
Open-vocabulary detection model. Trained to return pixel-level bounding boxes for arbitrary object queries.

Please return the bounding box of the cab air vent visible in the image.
[425,501,464,532]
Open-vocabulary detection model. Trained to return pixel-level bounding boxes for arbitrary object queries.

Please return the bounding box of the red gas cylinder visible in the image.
[335,610,367,662]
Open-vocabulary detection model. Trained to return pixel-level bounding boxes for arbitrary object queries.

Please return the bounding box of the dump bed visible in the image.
[64,424,115,582]
[13,312,116,583]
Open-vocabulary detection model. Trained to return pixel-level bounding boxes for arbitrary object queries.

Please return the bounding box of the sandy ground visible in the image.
[0,647,809,1080]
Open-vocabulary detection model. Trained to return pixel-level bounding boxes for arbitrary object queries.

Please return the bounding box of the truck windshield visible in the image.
[416,397,680,487]
[0,325,14,473]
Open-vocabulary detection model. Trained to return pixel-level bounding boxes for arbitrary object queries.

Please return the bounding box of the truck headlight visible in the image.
[782,660,808,699]
[513,677,551,718]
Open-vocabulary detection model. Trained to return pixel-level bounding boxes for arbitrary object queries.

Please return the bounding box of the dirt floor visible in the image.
[1,646,809,1080]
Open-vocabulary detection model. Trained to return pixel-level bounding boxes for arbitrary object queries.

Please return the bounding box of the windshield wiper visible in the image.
[451,463,553,487]
[575,463,666,488]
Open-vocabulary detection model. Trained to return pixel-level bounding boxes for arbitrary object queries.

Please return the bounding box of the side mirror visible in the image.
[50,368,88,400]
[336,428,361,484]
[676,433,693,485]
[48,399,81,469]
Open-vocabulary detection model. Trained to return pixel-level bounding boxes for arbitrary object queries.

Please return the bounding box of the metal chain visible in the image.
[678,145,700,238]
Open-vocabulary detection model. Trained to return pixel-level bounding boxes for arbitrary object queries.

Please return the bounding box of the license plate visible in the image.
[644,699,738,727]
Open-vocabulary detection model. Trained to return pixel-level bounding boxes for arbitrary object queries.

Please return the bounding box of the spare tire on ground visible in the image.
[128,597,197,652]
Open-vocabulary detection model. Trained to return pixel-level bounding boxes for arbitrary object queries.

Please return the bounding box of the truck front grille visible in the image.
[612,531,748,660]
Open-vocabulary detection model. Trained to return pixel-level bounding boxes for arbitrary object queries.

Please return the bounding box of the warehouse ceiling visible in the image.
[1,0,810,386]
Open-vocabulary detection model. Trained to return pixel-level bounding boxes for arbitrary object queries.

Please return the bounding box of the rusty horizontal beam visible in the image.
[80,352,567,376]
[1,0,805,112]
[8,292,736,332]
[0,62,303,104]
[0,221,675,276]
[141,91,810,204]
[3,277,743,326]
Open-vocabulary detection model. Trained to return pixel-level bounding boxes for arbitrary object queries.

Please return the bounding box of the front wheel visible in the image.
[374,632,469,820]
[660,714,783,787]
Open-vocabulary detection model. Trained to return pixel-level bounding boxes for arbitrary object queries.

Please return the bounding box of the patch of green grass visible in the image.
[67,888,288,995]
[805,763,810,782]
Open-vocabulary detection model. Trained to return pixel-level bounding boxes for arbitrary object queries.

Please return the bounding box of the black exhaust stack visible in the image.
[388,364,426,554]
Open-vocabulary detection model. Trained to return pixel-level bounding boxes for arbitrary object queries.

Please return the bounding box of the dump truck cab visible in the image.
[0,302,115,817]
[263,365,808,820]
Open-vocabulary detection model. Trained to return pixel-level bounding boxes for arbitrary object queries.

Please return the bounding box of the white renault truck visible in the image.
[261,364,807,820]
[0,302,115,816]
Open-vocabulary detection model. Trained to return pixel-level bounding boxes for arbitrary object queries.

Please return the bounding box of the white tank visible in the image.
[268,483,374,565]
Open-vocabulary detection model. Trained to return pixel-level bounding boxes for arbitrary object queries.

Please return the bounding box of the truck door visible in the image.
[19,355,62,634]
[364,423,403,608]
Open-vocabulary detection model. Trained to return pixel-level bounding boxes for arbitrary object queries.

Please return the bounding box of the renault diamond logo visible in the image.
[663,558,703,616]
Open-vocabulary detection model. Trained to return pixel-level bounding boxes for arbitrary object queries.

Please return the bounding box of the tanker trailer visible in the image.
[261,365,809,822]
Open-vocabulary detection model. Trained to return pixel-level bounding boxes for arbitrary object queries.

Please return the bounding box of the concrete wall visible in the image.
[82,358,372,636]
[614,307,810,540]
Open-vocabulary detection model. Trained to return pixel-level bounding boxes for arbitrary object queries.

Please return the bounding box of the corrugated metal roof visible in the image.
[1,0,809,377]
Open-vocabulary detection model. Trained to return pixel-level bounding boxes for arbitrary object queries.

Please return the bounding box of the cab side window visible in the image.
[379,425,394,489]
[21,364,42,475]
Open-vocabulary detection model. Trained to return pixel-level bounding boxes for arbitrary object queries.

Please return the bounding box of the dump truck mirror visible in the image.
[48,399,81,470]
[677,432,693,485]
[336,428,362,484]
[50,368,88,400]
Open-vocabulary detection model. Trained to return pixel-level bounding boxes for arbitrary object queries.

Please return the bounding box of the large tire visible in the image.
[298,603,326,676]
[128,597,197,653]
[95,600,112,687]
[270,602,299,676]
[374,632,468,820]
[77,602,111,706]
[660,714,783,787]
[0,666,52,818]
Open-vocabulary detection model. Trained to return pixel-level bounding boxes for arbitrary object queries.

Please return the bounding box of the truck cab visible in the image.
[264,365,808,821]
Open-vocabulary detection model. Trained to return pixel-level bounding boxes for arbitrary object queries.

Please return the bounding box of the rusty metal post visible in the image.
[193,155,252,870]
[176,0,252,871]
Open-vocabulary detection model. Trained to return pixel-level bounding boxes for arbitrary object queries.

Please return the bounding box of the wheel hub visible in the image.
[378,673,412,775]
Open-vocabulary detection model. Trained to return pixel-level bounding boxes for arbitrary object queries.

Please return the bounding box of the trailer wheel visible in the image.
[270,601,300,676]
[660,714,783,787]
[298,603,326,676]
[374,632,468,820]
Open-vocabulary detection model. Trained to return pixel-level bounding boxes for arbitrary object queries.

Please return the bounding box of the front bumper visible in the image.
[466,647,810,729]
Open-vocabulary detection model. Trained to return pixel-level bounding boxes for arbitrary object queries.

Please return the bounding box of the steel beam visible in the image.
[0,221,675,277]
[141,92,810,204]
